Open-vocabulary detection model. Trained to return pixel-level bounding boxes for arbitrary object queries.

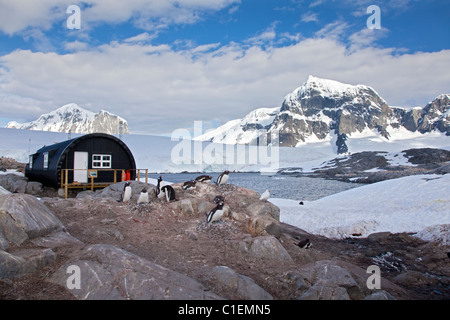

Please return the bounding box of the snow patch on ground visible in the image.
[272,174,450,244]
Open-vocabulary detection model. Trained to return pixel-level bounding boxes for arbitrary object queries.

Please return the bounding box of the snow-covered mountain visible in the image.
[195,107,279,145]
[6,103,129,135]
[195,76,450,154]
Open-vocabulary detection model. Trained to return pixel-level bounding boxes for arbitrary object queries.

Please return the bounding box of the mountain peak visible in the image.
[6,103,129,135]
[196,76,449,154]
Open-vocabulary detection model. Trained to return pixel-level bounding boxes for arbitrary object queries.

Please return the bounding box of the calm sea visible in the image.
[147,172,359,201]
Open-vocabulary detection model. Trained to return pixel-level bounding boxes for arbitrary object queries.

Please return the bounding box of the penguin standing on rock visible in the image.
[161,185,176,202]
[206,200,225,224]
[137,188,149,205]
[121,181,132,203]
[155,176,163,197]
[216,171,230,186]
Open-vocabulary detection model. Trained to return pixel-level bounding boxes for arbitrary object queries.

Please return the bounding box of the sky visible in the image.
[0,0,449,136]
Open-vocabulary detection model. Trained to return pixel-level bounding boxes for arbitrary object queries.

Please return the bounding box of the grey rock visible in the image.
[51,244,223,300]
[0,248,56,280]
[180,199,194,215]
[246,201,280,220]
[363,290,396,300]
[247,236,293,263]
[31,231,84,248]
[25,181,43,195]
[298,260,363,300]
[212,266,273,300]
[299,285,350,300]
[0,194,65,245]
[393,270,439,287]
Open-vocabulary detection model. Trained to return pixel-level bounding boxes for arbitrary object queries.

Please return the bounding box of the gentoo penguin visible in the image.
[297,238,311,249]
[195,175,213,183]
[216,171,230,186]
[206,200,225,224]
[121,181,132,203]
[161,185,176,202]
[137,188,149,205]
[260,189,270,201]
[213,195,225,204]
[155,176,163,197]
[182,180,197,190]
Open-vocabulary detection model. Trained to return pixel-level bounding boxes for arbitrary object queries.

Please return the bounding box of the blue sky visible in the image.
[0,0,449,135]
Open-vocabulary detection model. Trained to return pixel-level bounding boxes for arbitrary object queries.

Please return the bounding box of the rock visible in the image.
[247,236,293,263]
[298,260,363,300]
[0,229,8,251]
[246,201,280,220]
[247,215,282,238]
[25,181,43,195]
[51,244,223,300]
[11,179,27,193]
[30,231,84,248]
[299,285,350,300]
[393,271,439,287]
[180,199,194,215]
[0,186,11,196]
[0,194,65,246]
[367,232,392,243]
[0,248,56,280]
[52,260,124,300]
[229,210,248,222]
[211,266,273,300]
[363,290,396,300]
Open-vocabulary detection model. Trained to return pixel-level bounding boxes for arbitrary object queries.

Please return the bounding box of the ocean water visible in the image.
[147,172,359,201]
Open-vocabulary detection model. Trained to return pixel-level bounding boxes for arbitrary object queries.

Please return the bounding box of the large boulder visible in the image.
[0,248,56,280]
[243,236,293,263]
[0,193,77,280]
[297,260,363,300]
[211,266,273,300]
[0,174,43,195]
[50,244,223,300]
[0,194,65,247]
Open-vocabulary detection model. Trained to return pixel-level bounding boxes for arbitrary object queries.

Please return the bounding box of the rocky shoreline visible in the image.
[279,148,450,184]
[0,157,449,300]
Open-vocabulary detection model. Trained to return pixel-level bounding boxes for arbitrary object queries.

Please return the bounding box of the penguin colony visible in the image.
[121,171,232,224]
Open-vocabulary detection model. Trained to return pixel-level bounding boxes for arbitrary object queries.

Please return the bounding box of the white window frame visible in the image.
[43,152,49,169]
[92,154,112,169]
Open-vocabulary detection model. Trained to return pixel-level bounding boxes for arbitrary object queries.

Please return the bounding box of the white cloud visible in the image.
[301,12,319,23]
[1,33,449,135]
[0,0,241,35]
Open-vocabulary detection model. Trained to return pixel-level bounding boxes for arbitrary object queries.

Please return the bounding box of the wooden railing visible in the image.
[60,168,149,198]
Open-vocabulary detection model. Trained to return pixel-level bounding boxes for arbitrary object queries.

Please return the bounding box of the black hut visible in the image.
[25,133,136,188]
